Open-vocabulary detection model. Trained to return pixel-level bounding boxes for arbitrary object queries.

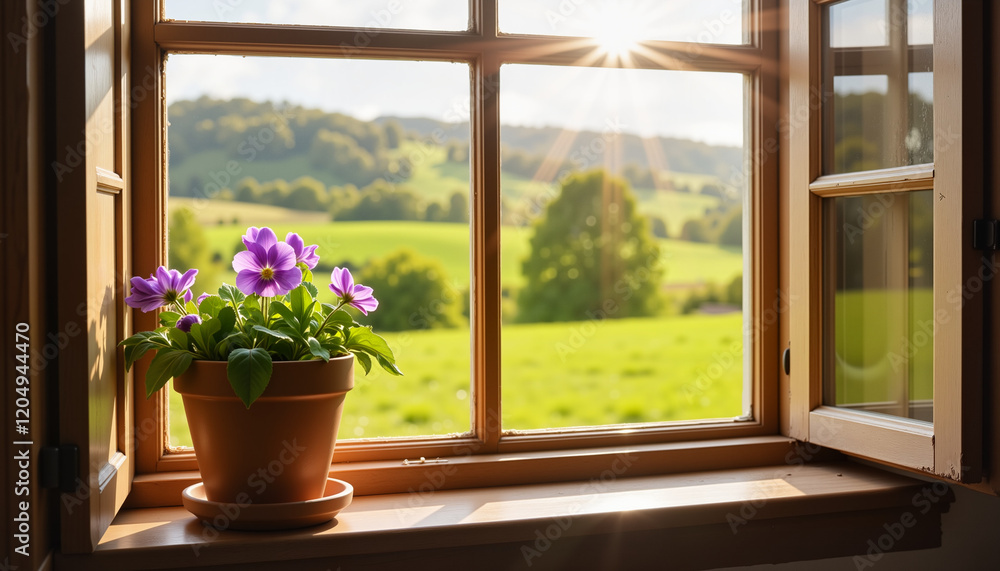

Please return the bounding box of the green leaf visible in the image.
[120,330,162,347]
[374,353,403,376]
[184,300,198,315]
[166,326,189,349]
[218,283,245,305]
[302,280,318,299]
[158,311,180,328]
[302,268,314,284]
[346,327,397,364]
[354,351,372,374]
[306,337,330,361]
[288,285,311,318]
[252,325,293,342]
[213,306,237,339]
[227,348,272,408]
[189,318,222,357]
[145,349,193,397]
[270,301,298,328]
[198,296,226,319]
[124,341,158,372]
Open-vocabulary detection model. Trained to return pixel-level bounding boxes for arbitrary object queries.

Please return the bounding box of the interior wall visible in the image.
[734,484,1000,570]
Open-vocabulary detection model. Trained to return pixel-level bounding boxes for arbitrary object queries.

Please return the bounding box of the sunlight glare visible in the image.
[593,7,639,60]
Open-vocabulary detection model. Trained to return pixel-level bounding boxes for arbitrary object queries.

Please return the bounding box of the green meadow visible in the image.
[169,313,746,447]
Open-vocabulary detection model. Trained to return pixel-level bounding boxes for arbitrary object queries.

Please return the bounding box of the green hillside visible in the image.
[168,312,746,446]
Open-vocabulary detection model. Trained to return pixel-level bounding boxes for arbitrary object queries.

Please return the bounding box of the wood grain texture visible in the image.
[57,462,948,571]
[55,0,134,553]
[932,0,984,483]
[128,437,798,508]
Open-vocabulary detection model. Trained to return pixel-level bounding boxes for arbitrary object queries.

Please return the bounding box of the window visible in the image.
[132,0,779,480]
[786,0,983,481]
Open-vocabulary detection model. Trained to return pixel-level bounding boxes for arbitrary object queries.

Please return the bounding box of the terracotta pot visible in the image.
[173,355,353,504]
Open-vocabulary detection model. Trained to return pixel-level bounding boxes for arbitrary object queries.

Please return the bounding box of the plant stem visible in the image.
[312,300,347,338]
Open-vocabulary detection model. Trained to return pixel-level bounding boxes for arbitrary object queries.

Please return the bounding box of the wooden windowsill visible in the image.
[57,462,952,570]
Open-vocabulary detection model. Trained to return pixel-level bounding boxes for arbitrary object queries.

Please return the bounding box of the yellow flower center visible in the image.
[261,267,275,280]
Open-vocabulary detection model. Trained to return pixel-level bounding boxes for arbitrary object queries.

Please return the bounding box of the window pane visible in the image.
[823,0,934,174]
[500,0,747,45]
[165,0,469,32]
[823,191,933,423]
[500,64,748,431]
[164,54,472,446]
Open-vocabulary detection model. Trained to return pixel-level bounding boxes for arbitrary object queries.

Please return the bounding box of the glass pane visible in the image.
[823,0,934,174]
[823,191,933,423]
[500,64,748,431]
[500,0,746,45]
[165,0,469,32]
[165,54,472,446]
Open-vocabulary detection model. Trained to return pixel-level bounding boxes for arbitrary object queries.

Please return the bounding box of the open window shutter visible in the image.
[55,0,133,552]
[787,0,983,483]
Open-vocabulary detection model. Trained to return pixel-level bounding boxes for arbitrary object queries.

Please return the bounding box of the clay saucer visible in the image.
[181,478,353,531]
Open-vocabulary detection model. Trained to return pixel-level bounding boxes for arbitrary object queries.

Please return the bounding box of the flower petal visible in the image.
[235,270,261,296]
[233,250,261,273]
[285,232,304,256]
[254,227,278,251]
[241,227,260,249]
[178,268,199,293]
[270,242,297,270]
[272,267,303,295]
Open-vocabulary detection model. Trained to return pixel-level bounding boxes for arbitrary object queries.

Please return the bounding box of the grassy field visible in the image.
[173,204,743,296]
[831,288,934,405]
[168,313,745,447]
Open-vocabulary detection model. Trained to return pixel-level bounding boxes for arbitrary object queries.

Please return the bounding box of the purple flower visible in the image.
[176,314,202,333]
[329,267,378,315]
[232,227,302,297]
[285,232,320,270]
[196,292,210,305]
[241,226,263,249]
[125,267,198,313]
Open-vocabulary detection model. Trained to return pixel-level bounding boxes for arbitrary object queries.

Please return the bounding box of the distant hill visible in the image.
[375,116,743,182]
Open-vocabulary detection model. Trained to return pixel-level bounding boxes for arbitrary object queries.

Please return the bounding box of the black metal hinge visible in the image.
[40,444,79,493]
[973,219,1000,250]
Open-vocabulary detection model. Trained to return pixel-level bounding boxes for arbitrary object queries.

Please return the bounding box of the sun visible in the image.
[592,8,639,60]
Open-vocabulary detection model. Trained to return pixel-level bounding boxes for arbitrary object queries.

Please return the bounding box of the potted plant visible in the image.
[120,227,400,514]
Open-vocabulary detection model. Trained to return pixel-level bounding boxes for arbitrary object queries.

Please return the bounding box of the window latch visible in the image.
[40,444,79,493]
[403,456,448,466]
[972,219,999,250]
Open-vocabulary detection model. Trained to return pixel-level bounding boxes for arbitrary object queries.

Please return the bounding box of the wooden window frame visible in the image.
[128,0,781,504]
[786,0,984,482]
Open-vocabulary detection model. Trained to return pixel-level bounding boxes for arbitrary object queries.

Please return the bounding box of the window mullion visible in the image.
[474,46,502,451]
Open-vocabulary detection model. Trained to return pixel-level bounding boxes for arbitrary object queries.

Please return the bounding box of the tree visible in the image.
[168,207,219,289]
[445,191,469,223]
[358,249,464,332]
[424,201,447,222]
[716,207,743,247]
[284,176,327,211]
[680,219,711,243]
[517,170,663,323]
[337,180,421,221]
[649,216,669,239]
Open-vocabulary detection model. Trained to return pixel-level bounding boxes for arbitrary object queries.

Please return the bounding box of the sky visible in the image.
[164,0,934,147]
